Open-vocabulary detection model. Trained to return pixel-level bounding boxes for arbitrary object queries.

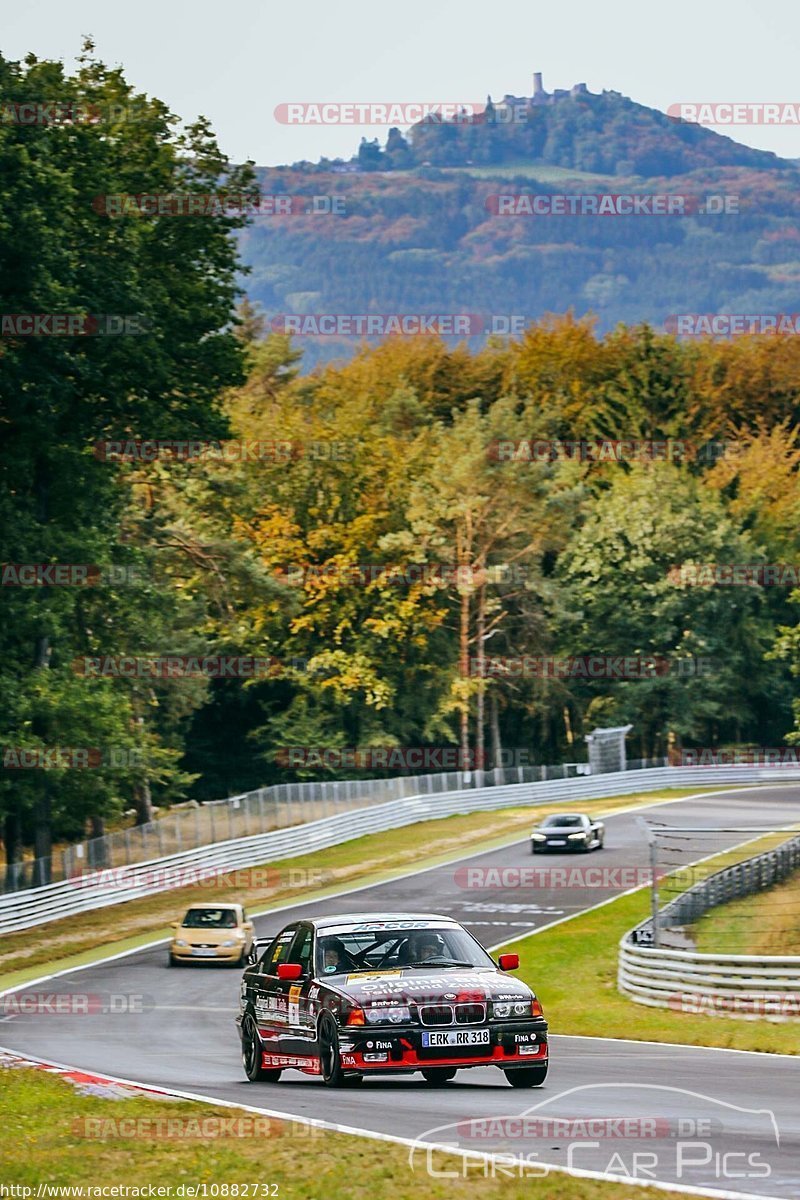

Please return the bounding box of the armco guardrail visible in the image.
[2,764,798,935]
[618,943,800,1019]
[5,759,622,892]
[619,830,800,1020]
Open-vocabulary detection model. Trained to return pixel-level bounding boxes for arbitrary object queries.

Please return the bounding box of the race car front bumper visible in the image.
[338,1020,548,1073]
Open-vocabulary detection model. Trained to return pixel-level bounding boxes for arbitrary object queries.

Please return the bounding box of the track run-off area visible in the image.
[2,785,799,1200]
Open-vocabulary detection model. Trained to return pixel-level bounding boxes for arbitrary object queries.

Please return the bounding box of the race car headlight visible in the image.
[568,831,588,840]
[174,939,188,947]
[365,1006,411,1024]
[531,833,546,841]
[222,939,238,947]
[493,1000,537,1019]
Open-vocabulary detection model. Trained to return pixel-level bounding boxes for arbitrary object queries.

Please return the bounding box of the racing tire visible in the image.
[318,1014,347,1088]
[229,948,247,968]
[597,831,605,850]
[504,1063,548,1088]
[421,1068,457,1085]
[241,1013,283,1083]
[167,952,180,967]
[531,844,540,855]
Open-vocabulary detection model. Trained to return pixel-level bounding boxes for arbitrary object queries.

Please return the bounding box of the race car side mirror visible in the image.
[277,963,303,980]
[498,953,519,971]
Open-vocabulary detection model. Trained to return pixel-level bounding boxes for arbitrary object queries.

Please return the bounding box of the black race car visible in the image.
[236,912,548,1088]
[531,811,605,853]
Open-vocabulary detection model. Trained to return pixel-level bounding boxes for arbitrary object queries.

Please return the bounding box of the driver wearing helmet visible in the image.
[321,938,348,974]
[406,932,442,964]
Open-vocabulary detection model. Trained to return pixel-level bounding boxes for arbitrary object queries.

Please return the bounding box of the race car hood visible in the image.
[330,967,535,1006]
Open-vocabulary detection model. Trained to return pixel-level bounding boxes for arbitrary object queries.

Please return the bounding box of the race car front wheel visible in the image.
[319,1014,348,1087]
[504,1063,548,1087]
[241,1013,282,1083]
[421,1068,457,1085]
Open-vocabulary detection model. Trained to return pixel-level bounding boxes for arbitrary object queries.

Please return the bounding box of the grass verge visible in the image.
[0,1066,708,1199]
[0,788,721,987]
[500,834,800,1054]
[693,868,800,955]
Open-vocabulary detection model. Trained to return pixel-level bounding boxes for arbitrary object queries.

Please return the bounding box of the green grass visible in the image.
[0,788,722,988]
[500,833,800,1054]
[0,1067,710,1199]
[693,868,800,955]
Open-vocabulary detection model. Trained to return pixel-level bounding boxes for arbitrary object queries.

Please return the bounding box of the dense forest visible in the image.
[4,50,800,875]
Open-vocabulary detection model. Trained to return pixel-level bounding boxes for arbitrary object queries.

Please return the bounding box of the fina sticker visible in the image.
[346,971,403,983]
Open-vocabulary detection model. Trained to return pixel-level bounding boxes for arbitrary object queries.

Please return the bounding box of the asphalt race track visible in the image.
[2,786,800,1198]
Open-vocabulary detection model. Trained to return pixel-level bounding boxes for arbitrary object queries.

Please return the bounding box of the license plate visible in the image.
[421,1028,490,1047]
[549,839,566,846]
[191,948,217,957]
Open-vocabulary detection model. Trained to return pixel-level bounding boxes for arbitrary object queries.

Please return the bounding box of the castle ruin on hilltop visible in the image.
[489,72,616,116]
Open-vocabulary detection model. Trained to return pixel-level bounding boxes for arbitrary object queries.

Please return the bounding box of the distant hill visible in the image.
[369,82,788,176]
[241,79,800,370]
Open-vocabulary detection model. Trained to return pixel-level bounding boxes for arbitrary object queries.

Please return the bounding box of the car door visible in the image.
[279,924,317,1054]
[250,924,297,1044]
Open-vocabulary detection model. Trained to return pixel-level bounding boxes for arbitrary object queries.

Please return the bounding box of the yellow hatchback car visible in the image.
[168,902,255,968]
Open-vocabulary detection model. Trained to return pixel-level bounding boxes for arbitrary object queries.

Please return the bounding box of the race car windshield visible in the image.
[181,908,238,928]
[540,814,585,827]
[315,927,496,974]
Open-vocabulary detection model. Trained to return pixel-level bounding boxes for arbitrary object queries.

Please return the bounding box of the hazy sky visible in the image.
[3,0,800,165]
